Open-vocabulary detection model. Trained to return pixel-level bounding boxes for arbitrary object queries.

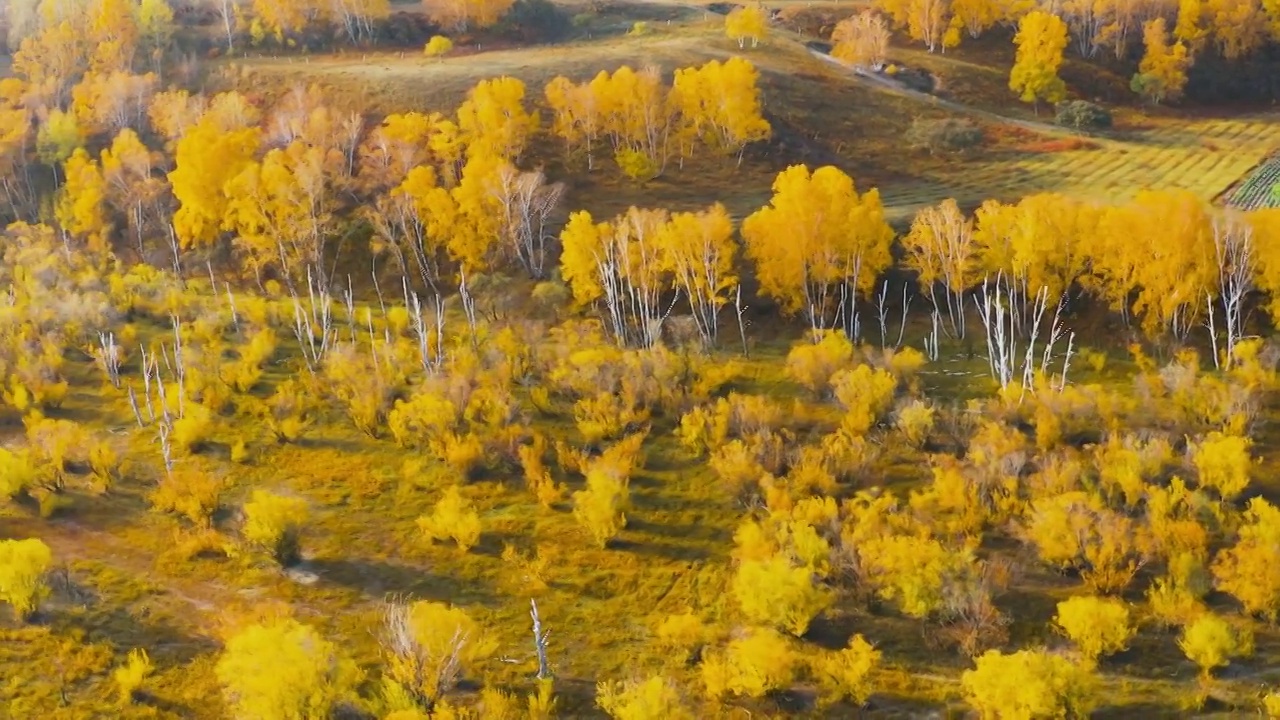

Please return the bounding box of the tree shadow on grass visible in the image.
[625,516,731,547]
[609,537,711,563]
[308,556,495,606]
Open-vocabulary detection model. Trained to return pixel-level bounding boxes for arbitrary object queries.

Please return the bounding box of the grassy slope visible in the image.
[231,16,1280,227]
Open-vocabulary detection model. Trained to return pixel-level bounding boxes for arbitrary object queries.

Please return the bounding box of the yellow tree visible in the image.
[832,11,891,69]
[223,141,338,293]
[55,148,110,255]
[168,118,262,254]
[424,0,513,32]
[593,65,671,180]
[1205,0,1268,60]
[903,198,977,338]
[725,4,767,48]
[101,128,165,258]
[559,207,671,347]
[12,20,89,108]
[368,165,455,295]
[1124,190,1216,339]
[669,57,771,164]
[249,0,326,44]
[332,0,390,45]
[741,164,894,338]
[148,89,208,145]
[1174,0,1208,55]
[36,108,84,170]
[87,0,140,71]
[1132,18,1190,105]
[483,161,565,278]
[357,111,452,192]
[0,103,36,221]
[71,70,158,136]
[137,0,175,61]
[658,202,737,346]
[875,0,959,52]
[456,76,538,162]
[1250,209,1280,328]
[1009,10,1069,111]
[951,0,1003,39]
[544,75,602,169]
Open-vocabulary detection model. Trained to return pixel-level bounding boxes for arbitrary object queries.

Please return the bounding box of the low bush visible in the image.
[1055,100,1113,132]
[905,118,984,154]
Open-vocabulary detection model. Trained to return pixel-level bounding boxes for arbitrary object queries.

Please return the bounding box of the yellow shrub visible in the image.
[819,429,877,482]
[811,634,880,707]
[113,648,153,705]
[387,388,458,449]
[1053,595,1134,665]
[597,676,692,720]
[598,432,648,477]
[417,486,482,553]
[966,420,1029,488]
[256,379,315,443]
[0,538,52,621]
[572,466,628,548]
[149,467,223,528]
[961,649,1096,720]
[242,490,309,565]
[733,555,833,636]
[0,447,38,501]
[171,403,215,455]
[1146,577,1207,629]
[224,328,277,393]
[700,627,795,699]
[1095,433,1173,508]
[831,364,898,435]
[519,434,563,508]
[1022,491,1149,594]
[1145,477,1211,561]
[909,459,995,537]
[711,438,757,499]
[323,343,392,437]
[884,346,927,381]
[573,391,649,445]
[25,415,85,476]
[216,618,361,720]
[382,601,495,707]
[432,431,486,480]
[423,35,454,58]
[785,446,837,497]
[1212,497,1280,620]
[785,331,854,396]
[677,406,721,456]
[1078,348,1107,374]
[893,399,935,447]
[1033,402,1062,451]
[500,543,551,592]
[1188,431,1253,501]
[1179,613,1252,677]
[87,439,121,494]
[655,612,706,664]
[859,534,972,619]
[1264,689,1280,718]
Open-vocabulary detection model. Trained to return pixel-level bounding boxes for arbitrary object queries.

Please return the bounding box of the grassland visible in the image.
[8,3,1280,719]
